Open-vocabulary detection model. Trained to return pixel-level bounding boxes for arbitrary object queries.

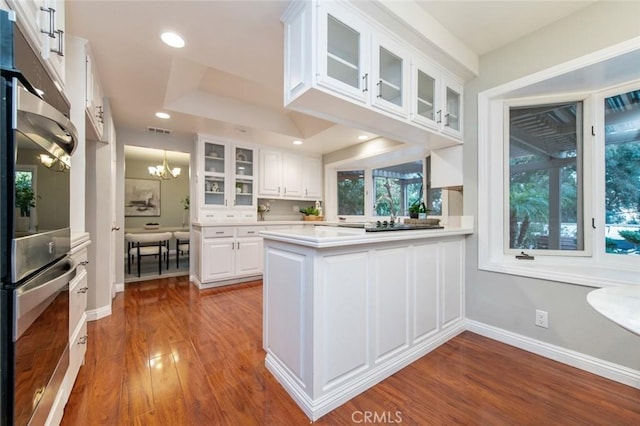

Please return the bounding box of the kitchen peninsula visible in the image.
[261,219,473,420]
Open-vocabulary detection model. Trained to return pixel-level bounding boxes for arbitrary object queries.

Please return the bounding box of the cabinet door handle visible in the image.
[40,7,55,38]
[51,29,64,57]
[96,105,104,123]
[284,187,287,194]
[77,287,89,294]
[376,80,382,98]
[79,260,90,266]
[232,242,235,250]
[78,335,88,345]
[362,73,368,93]
[237,242,240,250]
[436,110,442,124]
[278,186,280,194]
[444,113,450,127]
[225,199,228,206]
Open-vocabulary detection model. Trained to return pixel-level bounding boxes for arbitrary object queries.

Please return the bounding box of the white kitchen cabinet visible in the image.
[258,149,303,199]
[85,47,105,142]
[430,144,463,189]
[410,56,463,141]
[316,1,369,103]
[7,0,66,90]
[283,0,463,148]
[195,226,264,288]
[371,32,410,118]
[301,156,323,199]
[64,239,90,412]
[198,136,257,222]
[259,148,322,200]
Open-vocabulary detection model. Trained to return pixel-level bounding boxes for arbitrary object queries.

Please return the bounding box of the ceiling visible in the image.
[65,0,599,156]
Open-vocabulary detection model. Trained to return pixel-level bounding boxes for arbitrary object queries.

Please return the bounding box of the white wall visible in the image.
[464,1,640,369]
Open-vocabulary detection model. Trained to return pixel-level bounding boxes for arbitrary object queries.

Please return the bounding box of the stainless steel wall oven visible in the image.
[1,9,78,425]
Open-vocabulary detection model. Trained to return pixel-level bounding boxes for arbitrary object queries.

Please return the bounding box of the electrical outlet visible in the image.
[535,309,548,328]
[293,204,299,213]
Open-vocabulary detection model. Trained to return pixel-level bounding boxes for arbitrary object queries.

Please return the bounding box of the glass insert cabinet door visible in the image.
[416,69,436,122]
[377,46,403,107]
[234,147,254,207]
[445,86,461,132]
[204,142,226,207]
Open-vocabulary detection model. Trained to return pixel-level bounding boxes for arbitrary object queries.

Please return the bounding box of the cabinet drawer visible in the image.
[68,318,88,390]
[69,269,88,336]
[237,226,265,237]
[72,248,89,274]
[203,227,234,238]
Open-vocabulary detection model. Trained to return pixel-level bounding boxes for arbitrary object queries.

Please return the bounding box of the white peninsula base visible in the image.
[261,224,472,420]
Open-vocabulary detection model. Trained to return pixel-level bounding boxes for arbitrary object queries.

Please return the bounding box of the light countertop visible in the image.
[587,286,640,336]
[260,217,473,248]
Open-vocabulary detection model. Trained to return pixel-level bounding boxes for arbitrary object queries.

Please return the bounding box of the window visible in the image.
[335,158,444,219]
[337,170,364,216]
[508,101,584,252]
[478,53,639,286]
[373,161,423,217]
[603,89,640,256]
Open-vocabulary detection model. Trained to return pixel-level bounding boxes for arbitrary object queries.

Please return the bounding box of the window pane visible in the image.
[425,156,442,215]
[337,170,364,215]
[509,102,584,251]
[373,161,423,217]
[604,89,640,255]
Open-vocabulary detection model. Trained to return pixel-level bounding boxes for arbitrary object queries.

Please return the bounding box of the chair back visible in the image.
[174,231,190,241]
[126,232,173,244]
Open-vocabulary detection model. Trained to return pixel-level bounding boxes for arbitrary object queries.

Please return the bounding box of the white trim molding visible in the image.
[86,304,112,322]
[466,319,640,390]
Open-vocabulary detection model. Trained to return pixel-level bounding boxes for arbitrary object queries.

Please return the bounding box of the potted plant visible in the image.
[408,202,421,219]
[15,176,36,217]
[300,206,322,221]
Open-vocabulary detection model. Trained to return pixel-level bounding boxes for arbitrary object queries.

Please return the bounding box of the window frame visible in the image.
[329,155,448,221]
[479,71,639,287]
[503,95,592,258]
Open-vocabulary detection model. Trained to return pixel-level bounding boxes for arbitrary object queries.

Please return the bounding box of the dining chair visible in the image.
[173,231,190,268]
[125,232,172,277]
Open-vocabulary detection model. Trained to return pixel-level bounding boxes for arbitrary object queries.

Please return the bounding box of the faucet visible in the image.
[376,195,396,223]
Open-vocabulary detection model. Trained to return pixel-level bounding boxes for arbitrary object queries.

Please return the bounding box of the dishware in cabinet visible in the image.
[203,140,227,208]
[234,146,255,207]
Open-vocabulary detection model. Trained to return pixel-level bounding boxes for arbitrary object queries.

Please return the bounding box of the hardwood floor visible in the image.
[62,277,640,425]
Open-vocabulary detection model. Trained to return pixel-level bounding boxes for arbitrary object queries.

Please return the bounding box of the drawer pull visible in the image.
[80,260,90,266]
[78,335,88,345]
[77,287,89,294]
[216,231,224,234]
[247,231,255,234]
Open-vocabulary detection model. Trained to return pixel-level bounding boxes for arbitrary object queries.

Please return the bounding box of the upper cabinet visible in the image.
[7,0,66,90]
[283,0,463,148]
[197,136,257,223]
[410,57,463,140]
[85,46,106,142]
[258,148,322,201]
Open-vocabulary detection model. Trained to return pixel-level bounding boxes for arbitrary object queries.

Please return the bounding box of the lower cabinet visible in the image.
[195,226,265,288]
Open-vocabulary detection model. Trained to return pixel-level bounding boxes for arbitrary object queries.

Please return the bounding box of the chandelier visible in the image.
[148,151,181,179]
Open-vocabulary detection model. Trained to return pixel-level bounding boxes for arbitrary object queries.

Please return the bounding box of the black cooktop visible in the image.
[336,222,444,232]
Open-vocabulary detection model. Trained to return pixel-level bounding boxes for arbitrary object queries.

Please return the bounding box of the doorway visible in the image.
[123,146,191,283]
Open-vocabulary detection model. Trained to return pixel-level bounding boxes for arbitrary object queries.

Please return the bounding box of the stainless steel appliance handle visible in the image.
[14,256,77,340]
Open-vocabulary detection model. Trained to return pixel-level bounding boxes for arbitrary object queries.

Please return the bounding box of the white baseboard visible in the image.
[86,304,112,322]
[114,282,124,294]
[465,319,640,389]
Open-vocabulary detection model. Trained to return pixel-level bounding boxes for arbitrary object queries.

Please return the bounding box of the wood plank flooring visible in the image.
[62,277,640,425]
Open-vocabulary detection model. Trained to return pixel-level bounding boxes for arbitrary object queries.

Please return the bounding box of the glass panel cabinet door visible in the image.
[416,69,436,123]
[445,86,461,132]
[203,142,226,207]
[377,46,402,107]
[317,3,368,103]
[234,147,254,207]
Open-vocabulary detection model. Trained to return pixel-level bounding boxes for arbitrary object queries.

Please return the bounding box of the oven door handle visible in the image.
[14,256,77,340]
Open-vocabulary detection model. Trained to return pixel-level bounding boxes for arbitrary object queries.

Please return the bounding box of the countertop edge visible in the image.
[260,227,474,248]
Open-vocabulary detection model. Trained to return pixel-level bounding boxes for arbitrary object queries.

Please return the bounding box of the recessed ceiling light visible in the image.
[293,140,303,145]
[161,31,185,48]
[155,112,170,119]
[358,135,368,140]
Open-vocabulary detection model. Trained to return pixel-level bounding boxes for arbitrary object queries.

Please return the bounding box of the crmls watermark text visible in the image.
[351,410,403,424]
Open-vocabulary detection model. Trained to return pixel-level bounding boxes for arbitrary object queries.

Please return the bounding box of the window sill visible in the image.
[479,260,638,288]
